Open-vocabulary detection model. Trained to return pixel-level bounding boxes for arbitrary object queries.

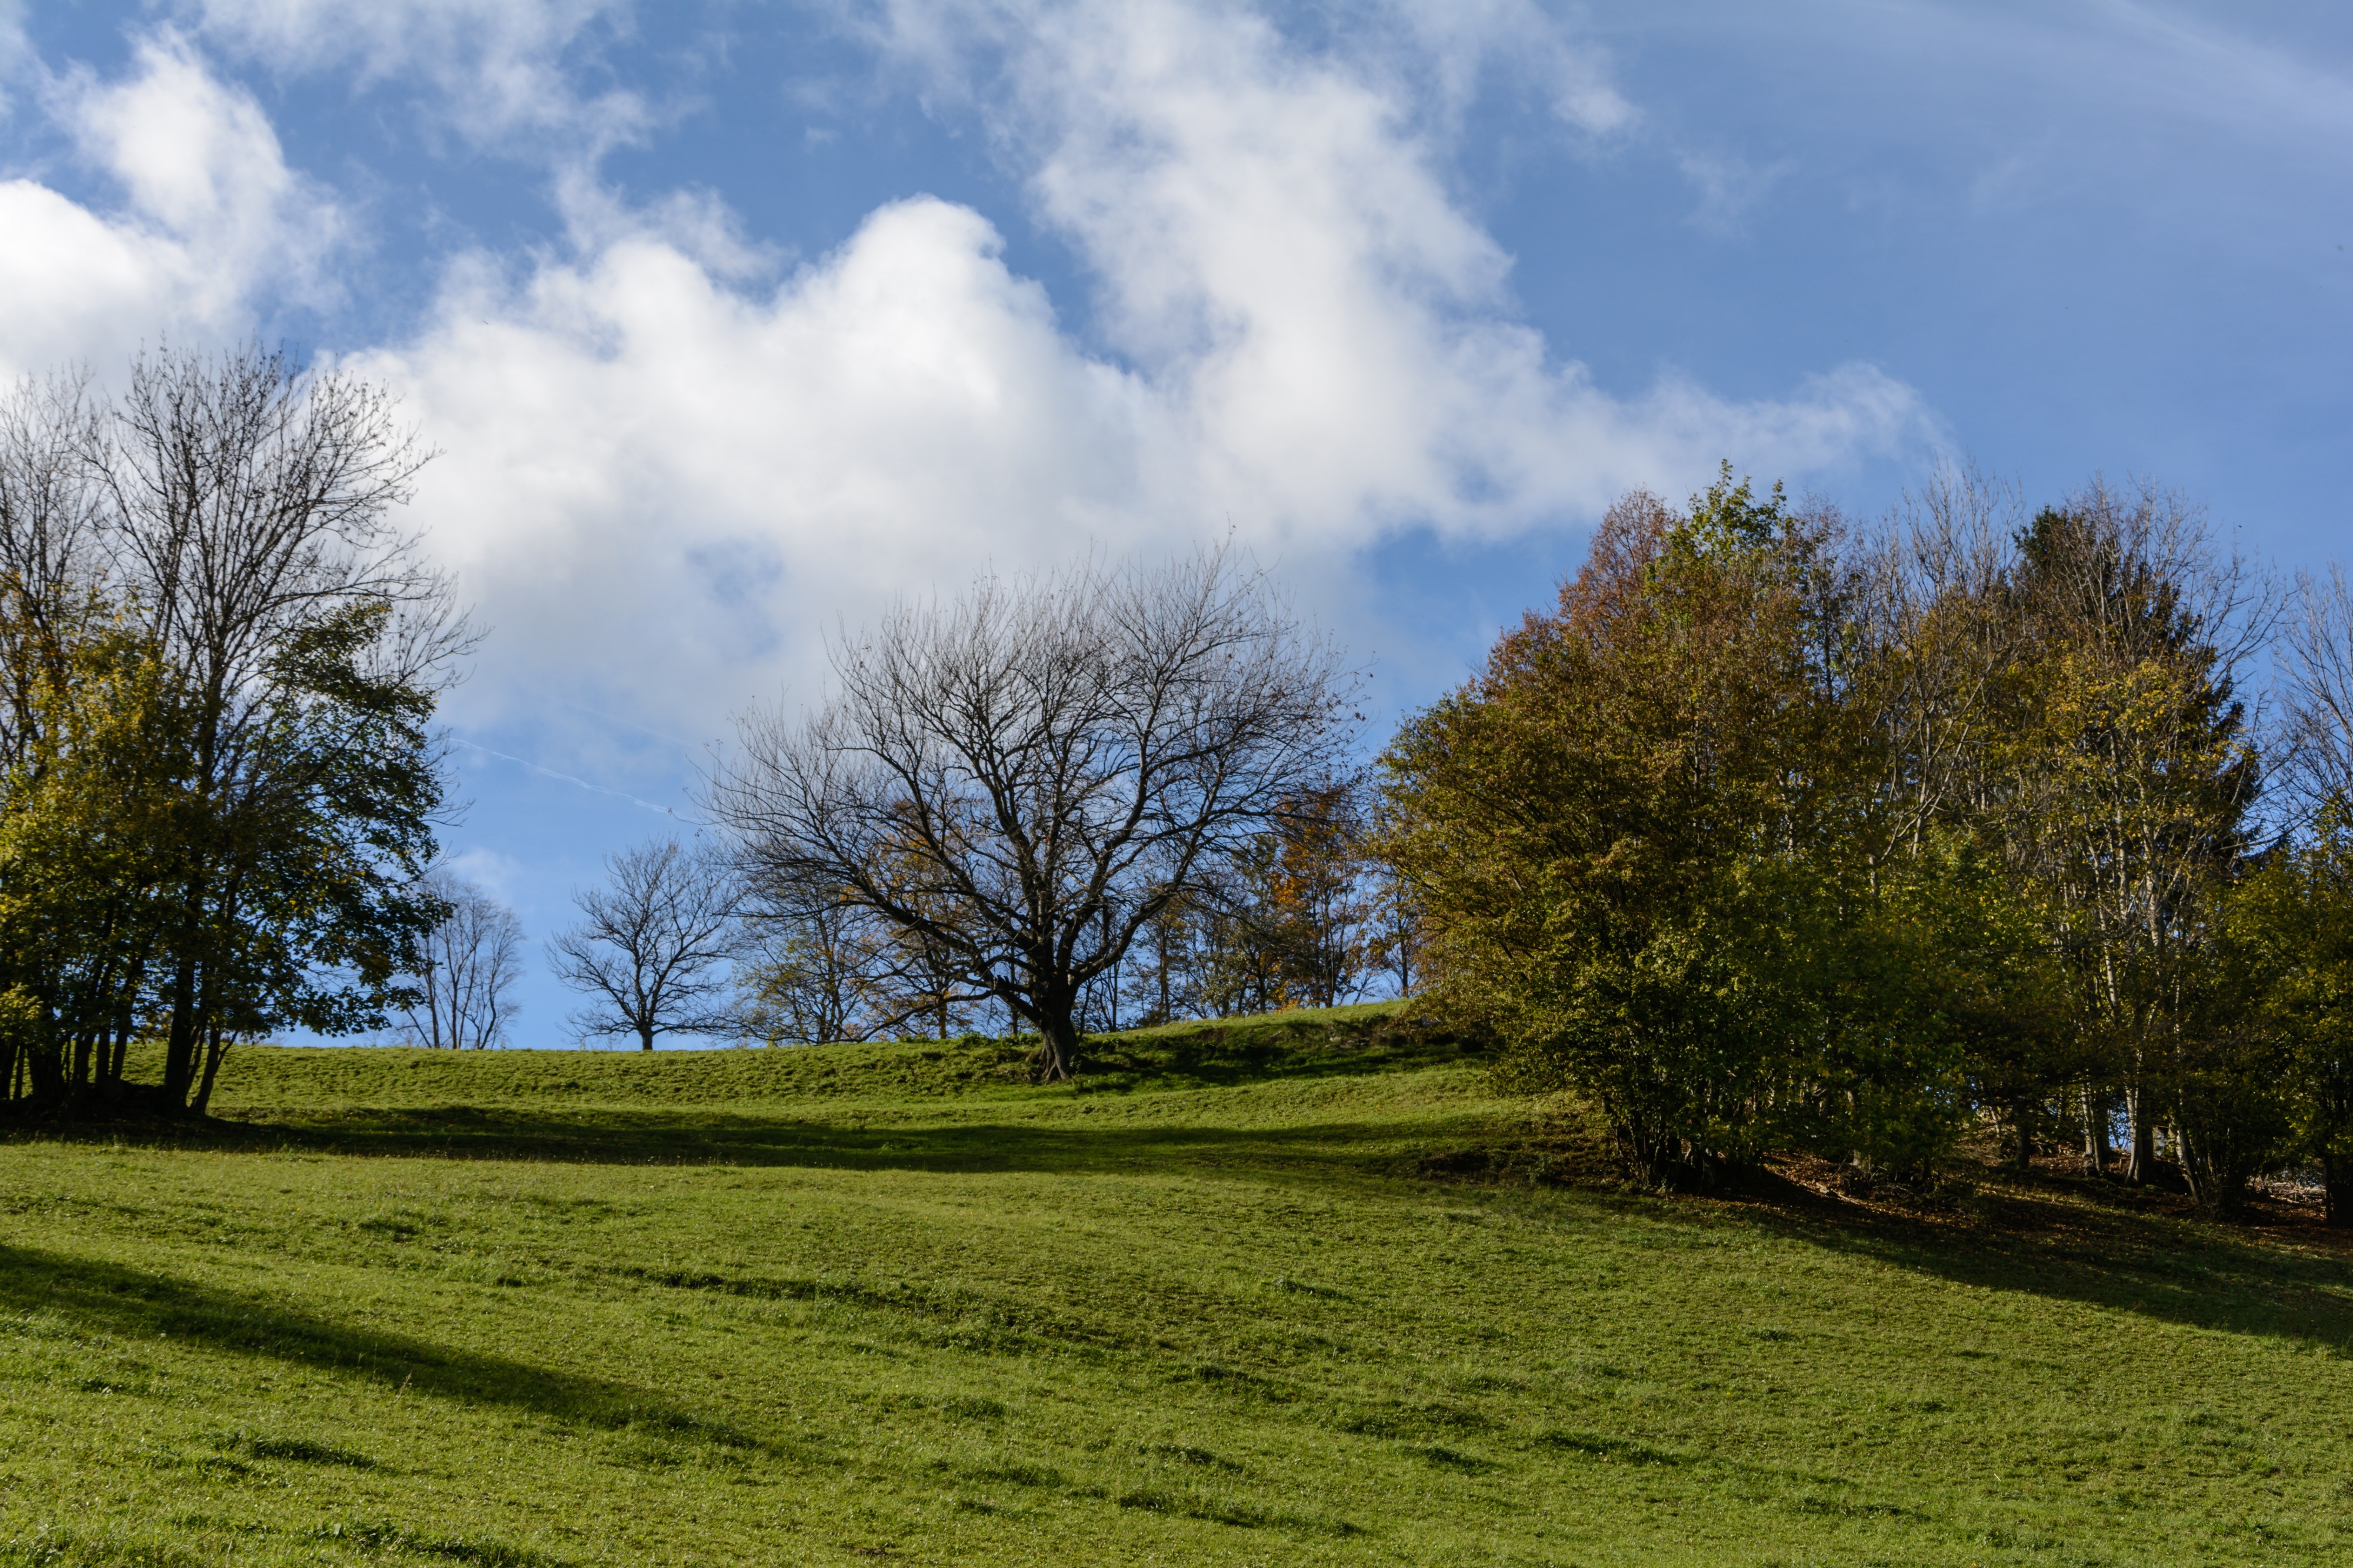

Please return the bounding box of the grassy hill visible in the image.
[3,1003,2350,1566]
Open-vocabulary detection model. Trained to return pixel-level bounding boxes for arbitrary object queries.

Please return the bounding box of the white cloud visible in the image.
[1335,0,1637,139]
[351,0,1928,747]
[866,0,1925,539]
[0,1,1932,749]
[65,31,343,288]
[179,0,646,155]
[0,31,341,379]
[354,194,1160,736]
[440,845,528,905]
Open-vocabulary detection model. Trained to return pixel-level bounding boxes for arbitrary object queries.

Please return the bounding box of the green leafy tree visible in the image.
[2227,806,2353,1221]
[1384,472,1885,1185]
[0,350,465,1115]
[0,596,188,1104]
[1990,495,2264,1181]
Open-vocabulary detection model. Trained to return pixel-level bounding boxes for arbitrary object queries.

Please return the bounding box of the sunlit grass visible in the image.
[2,1005,2349,1564]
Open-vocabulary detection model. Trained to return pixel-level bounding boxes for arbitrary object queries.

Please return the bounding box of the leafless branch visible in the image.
[710,545,1356,1079]
[550,838,744,1049]
[399,869,524,1049]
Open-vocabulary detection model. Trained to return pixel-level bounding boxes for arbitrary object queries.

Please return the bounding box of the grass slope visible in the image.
[2,1003,2350,1566]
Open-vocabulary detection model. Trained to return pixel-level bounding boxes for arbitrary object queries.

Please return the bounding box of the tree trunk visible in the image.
[2123,1083,2157,1185]
[638,1022,655,1050]
[192,1023,231,1117]
[107,951,148,1086]
[2082,1085,2112,1177]
[27,1023,65,1102]
[1036,1005,1079,1082]
[2324,1153,2351,1229]
[2008,1096,2035,1174]
[162,952,202,1102]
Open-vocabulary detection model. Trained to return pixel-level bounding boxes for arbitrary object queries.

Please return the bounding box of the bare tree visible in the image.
[551,838,742,1050]
[399,869,525,1049]
[735,900,892,1046]
[0,373,106,775]
[2284,562,2353,819]
[711,549,1354,1080]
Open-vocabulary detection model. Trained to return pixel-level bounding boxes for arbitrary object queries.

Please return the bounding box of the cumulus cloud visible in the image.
[1,1,1934,748]
[347,0,1927,742]
[966,0,1925,537]
[354,195,1158,737]
[0,30,341,378]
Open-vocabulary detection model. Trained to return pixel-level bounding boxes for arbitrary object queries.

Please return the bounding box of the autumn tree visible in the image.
[2228,569,2353,1222]
[0,353,463,1113]
[1384,473,1901,1185]
[1988,491,2267,1182]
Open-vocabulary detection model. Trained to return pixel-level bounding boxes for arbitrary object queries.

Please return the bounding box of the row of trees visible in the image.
[531,558,1403,1063]
[409,785,1415,1055]
[12,348,2344,1226]
[0,349,462,1113]
[730,779,1416,1047]
[1382,468,2353,1217]
[0,352,1392,1089]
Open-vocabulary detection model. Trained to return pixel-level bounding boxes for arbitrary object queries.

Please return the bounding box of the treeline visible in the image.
[732,780,1413,1045]
[11,346,2348,1226]
[1382,469,2353,1219]
[429,784,1408,1055]
[0,349,461,1113]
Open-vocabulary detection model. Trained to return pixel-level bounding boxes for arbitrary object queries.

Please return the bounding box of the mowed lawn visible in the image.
[2,1006,2349,1567]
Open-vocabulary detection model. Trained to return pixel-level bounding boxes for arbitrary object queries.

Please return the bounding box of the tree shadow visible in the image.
[22,1089,2351,1362]
[12,1105,1481,1182]
[1709,1180,2353,1359]
[1075,1023,1481,1089]
[0,1242,762,1446]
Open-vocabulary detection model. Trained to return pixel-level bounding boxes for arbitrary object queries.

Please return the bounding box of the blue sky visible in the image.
[3,0,2347,1046]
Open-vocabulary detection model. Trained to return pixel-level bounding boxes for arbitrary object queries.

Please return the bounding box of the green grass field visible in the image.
[3,1003,2350,1566]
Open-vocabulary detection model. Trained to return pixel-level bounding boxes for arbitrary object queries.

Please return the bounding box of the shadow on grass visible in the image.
[1074,1023,1477,1091]
[1719,1184,2353,1359]
[0,1242,761,1446]
[18,1088,2351,1363]
[11,1105,1495,1182]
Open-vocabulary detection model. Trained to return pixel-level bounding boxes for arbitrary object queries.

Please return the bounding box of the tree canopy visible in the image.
[0,349,465,1115]
[1382,466,2332,1213]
